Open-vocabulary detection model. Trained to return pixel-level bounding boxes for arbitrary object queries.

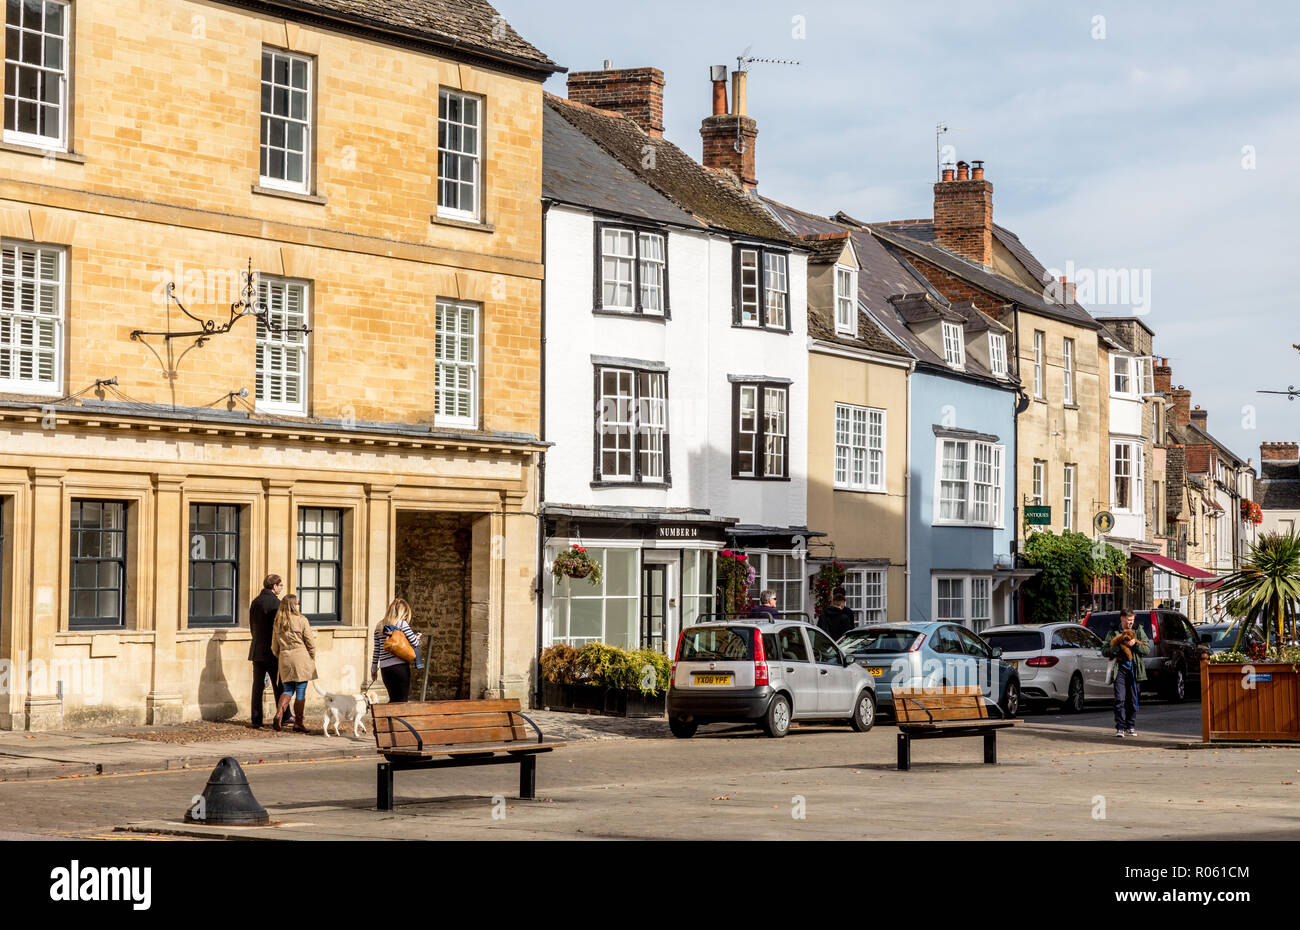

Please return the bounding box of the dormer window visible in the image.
[942,321,965,367]
[988,333,1007,378]
[835,265,857,337]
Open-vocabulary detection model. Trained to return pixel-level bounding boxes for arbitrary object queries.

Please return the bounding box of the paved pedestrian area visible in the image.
[0,703,1296,841]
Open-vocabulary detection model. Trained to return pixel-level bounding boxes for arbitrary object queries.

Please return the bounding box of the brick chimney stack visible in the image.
[1153,357,1172,392]
[1261,442,1300,464]
[567,65,666,137]
[1169,385,1193,428]
[700,66,758,189]
[1191,405,1208,427]
[934,159,994,266]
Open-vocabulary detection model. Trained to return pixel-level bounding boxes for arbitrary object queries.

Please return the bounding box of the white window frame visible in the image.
[734,245,790,331]
[745,550,804,616]
[437,88,482,222]
[1033,330,1044,398]
[259,48,313,193]
[1112,439,1144,514]
[1032,459,1046,507]
[1063,338,1075,405]
[433,298,479,429]
[255,275,309,415]
[942,321,965,367]
[763,386,787,478]
[599,228,635,312]
[988,333,1007,378]
[1112,354,1131,396]
[598,226,667,316]
[843,568,887,626]
[596,366,668,484]
[3,0,69,151]
[1063,464,1076,533]
[933,574,996,633]
[933,437,1005,528]
[834,265,857,336]
[0,240,64,395]
[833,403,885,492]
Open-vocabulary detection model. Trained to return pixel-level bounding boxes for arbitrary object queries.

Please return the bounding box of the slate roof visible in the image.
[801,232,853,264]
[252,0,560,73]
[545,94,796,243]
[1261,461,1300,480]
[1258,469,1300,510]
[542,106,703,228]
[762,198,1014,381]
[865,220,1101,330]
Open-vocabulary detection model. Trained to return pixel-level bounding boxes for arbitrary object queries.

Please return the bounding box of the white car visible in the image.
[980,623,1109,712]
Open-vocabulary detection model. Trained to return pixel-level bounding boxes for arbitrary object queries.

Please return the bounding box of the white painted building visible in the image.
[539,90,811,660]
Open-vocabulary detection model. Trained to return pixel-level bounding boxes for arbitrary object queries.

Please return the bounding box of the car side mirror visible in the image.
[991,647,1003,659]
[1199,633,1212,644]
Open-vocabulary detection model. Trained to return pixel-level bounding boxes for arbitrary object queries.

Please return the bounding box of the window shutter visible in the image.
[592,366,602,482]
[662,375,672,484]
[661,236,671,320]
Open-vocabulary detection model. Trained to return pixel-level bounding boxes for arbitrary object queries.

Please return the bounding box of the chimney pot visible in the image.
[956,161,970,180]
[941,167,955,181]
[972,159,985,180]
[710,65,728,115]
[731,70,748,117]
[603,59,613,70]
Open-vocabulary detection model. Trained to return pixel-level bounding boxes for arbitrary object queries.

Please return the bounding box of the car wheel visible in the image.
[1063,674,1085,714]
[849,690,876,732]
[763,694,791,738]
[1000,680,1020,718]
[669,718,698,739]
[1166,664,1187,703]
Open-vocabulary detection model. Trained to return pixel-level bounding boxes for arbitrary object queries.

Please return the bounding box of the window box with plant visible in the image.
[539,642,671,717]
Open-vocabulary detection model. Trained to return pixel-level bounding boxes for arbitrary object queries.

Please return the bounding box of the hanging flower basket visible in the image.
[1241,499,1263,525]
[717,549,756,618]
[812,560,847,618]
[552,545,602,587]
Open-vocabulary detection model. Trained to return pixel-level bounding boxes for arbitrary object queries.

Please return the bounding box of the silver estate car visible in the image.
[667,619,877,738]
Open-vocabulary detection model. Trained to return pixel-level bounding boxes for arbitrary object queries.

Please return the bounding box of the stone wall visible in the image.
[393,512,475,701]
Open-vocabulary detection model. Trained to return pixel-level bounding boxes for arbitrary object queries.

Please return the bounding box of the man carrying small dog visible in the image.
[248,574,286,729]
[1101,607,1151,738]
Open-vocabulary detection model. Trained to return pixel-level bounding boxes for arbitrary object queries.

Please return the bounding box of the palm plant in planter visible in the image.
[551,545,602,587]
[1218,531,1300,653]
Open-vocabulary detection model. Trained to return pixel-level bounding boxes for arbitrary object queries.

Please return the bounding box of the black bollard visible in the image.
[185,756,270,825]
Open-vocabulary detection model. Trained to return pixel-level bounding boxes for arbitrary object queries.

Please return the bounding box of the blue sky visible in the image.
[503,0,1300,467]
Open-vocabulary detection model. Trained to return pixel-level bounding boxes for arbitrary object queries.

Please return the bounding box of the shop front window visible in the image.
[549,547,639,650]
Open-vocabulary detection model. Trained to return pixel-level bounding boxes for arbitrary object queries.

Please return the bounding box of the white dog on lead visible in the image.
[311,682,373,738]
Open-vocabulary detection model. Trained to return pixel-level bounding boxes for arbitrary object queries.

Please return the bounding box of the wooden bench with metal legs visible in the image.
[370,699,565,810]
[892,686,1017,771]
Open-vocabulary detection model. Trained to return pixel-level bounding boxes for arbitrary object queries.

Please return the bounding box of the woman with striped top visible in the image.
[371,598,422,702]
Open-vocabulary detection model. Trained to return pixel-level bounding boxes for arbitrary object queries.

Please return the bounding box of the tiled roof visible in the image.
[253,0,560,72]
[867,221,1101,330]
[763,198,1016,382]
[545,94,796,243]
[800,232,853,264]
[542,106,703,228]
[1258,475,1300,510]
[1186,422,1250,468]
[1261,461,1300,480]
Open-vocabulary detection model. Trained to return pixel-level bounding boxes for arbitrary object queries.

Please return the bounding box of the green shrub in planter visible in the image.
[539,643,580,684]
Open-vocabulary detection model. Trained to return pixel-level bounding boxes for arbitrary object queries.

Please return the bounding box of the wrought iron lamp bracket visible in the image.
[130,259,312,347]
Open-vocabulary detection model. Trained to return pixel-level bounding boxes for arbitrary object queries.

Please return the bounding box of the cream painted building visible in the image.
[0,0,559,728]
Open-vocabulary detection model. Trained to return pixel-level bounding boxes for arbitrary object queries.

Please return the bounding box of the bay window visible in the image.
[1113,440,1144,512]
[934,436,1004,527]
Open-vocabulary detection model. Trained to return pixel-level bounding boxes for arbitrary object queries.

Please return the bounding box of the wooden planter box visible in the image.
[1201,658,1300,741]
[541,681,665,718]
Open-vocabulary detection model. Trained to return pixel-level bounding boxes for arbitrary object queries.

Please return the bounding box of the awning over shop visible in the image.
[1132,551,1218,581]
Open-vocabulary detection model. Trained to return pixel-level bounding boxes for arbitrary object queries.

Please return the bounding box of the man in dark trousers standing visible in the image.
[820,586,855,641]
[249,574,285,729]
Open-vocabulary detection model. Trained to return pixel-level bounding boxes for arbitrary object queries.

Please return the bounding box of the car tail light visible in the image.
[671,629,685,681]
[907,633,927,653]
[753,627,769,687]
[1150,612,1161,643]
[1026,656,1058,667]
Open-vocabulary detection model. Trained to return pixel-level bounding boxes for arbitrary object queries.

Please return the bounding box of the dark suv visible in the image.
[1083,610,1203,702]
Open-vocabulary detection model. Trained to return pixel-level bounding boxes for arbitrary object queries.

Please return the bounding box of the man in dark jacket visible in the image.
[748,590,782,621]
[248,573,284,729]
[820,586,855,640]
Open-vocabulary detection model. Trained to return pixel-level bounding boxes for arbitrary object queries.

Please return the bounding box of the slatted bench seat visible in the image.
[370,699,565,810]
[892,686,1017,771]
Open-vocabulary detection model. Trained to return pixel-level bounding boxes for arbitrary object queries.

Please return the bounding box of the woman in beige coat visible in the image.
[271,595,317,732]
